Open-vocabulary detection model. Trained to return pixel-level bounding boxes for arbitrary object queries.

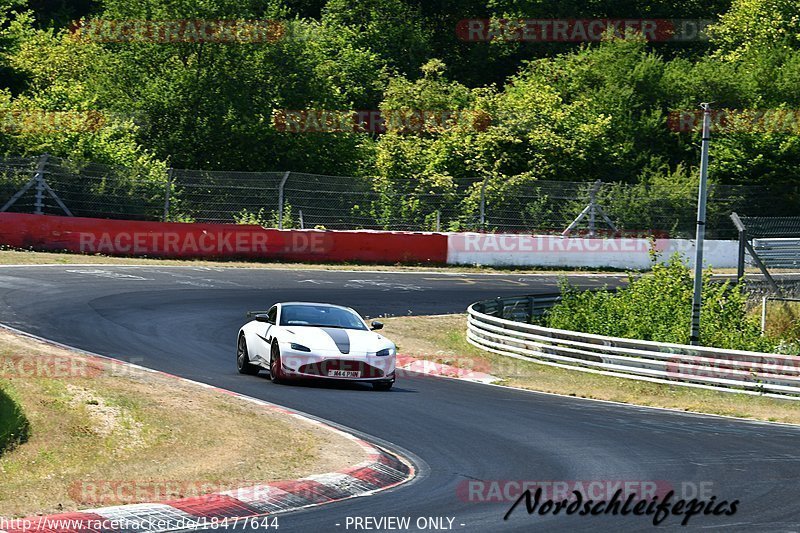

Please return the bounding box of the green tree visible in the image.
[708,0,800,60]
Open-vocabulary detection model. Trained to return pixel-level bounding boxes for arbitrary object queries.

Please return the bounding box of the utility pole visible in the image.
[690,103,712,346]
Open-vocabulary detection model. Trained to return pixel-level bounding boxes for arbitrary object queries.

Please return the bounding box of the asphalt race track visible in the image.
[1,265,799,532]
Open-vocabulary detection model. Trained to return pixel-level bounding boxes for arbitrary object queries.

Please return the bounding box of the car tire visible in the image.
[237,334,260,375]
[373,381,393,391]
[270,342,283,384]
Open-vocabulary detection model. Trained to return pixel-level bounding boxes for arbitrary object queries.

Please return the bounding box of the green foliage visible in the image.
[234,207,272,226]
[708,0,800,60]
[234,202,297,228]
[0,0,799,230]
[545,254,783,352]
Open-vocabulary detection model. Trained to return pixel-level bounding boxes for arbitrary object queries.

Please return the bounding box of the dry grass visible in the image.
[759,300,800,341]
[0,330,365,518]
[384,314,800,425]
[0,249,612,274]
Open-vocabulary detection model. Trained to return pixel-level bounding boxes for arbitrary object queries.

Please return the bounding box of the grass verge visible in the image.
[0,330,365,518]
[384,314,800,425]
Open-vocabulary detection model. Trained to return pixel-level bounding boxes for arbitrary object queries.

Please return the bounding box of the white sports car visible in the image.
[237,302,396,391]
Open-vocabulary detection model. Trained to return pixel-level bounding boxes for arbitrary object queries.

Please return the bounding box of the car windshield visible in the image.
[280,305,367,330]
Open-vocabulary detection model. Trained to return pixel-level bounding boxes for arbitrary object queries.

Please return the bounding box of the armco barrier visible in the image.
[0,213,448,263]
[0,213,742,268]
[467,294,800,398]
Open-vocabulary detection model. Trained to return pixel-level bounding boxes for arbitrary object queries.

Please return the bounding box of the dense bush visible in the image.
[544,254,791,353]
[0,385,29,455]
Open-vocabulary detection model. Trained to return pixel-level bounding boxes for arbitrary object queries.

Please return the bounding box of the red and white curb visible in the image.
[0,324,415,533]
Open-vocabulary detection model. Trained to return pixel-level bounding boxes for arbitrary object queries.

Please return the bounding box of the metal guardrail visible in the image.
[467,294,800,399]
[471,294,562,322]
[752,238,800,269]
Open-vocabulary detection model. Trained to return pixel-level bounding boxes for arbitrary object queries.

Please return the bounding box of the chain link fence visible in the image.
[0,154,791,238]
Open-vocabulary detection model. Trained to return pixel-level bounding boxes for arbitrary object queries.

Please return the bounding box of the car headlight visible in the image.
[290,343,311,352]
[376,347,395,357]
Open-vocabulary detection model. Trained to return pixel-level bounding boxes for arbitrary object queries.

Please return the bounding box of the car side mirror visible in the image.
[371,321,383,330]
[255,314,273,324]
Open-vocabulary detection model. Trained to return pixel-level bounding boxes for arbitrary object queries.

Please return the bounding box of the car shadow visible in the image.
[254,371,416,393]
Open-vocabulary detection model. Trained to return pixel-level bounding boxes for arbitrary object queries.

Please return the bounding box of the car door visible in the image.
[253,305,277,363]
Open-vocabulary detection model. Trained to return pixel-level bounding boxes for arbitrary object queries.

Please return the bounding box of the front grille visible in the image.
[298,359,384,378]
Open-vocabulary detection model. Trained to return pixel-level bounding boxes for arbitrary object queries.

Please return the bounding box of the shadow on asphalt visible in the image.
[245,372,418,393]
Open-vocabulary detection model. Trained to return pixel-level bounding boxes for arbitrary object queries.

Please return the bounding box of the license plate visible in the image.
[328,370,361,378]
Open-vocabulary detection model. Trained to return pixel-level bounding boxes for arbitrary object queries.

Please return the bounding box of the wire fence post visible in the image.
[588,180,597,237]
[1,153,48,213]
[562,180,616,237]
[33,153,49,215]
[479,175,489,230]
[163,167,173,222]
[435,210,441,232]
[734,213,746,281]
[278,171,290,229]
[730,212,781,294]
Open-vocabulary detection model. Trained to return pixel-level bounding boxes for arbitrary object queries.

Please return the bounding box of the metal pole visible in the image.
[1,177,36,213]
[299,209,304,229]
[278,171,290,229]
[761,296,767,334]
[479,175,488,230]
[690,103,712,346]
[737,225,746,281]
[33,153,49,215]
[435,210,440,232]
[588,180,598,237]
[40,177,72,216]
[730,211,780,291]
[562,204,591,237]
[163,167,173,222]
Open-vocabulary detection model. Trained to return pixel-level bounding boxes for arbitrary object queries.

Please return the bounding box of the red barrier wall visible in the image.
[0,213,448,264]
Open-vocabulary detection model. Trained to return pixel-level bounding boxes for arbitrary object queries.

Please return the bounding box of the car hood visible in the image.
[284,326,391,355]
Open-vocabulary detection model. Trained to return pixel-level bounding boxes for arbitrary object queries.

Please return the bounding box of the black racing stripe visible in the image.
[321,327,350,354]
